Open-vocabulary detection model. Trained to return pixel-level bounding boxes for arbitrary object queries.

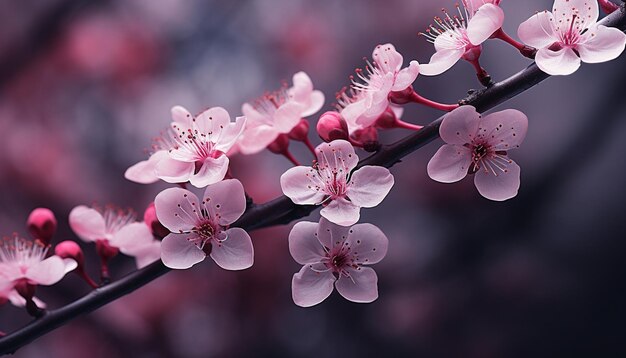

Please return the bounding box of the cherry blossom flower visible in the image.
[339,43,419,129]
[518,0,626,75]
[280,140,394,226]
[289,218,388,307]
[427,105,528,201]
[0,235,77,307]
[237,71,324,155]
[154,179,253,270]
[69,205,161,269]
[420,2,504,76]
[125,106,246,188]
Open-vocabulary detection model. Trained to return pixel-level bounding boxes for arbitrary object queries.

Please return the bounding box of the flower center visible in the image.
[421,5,472,49]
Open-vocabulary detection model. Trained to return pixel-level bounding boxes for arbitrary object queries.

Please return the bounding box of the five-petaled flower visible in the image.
[289,218,388,307]
[0,235,77,307]
[155,179,253,270]
[518,0,626,75]
[69,205,161,269]
[427,105,528,201]
[420,1,504,76]
[125,106,246,188]
[339,43,419,130]
[281,140,394,226]
[237,71,324,155]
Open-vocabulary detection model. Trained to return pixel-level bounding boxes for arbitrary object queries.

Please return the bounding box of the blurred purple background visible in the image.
[1,0,625,357]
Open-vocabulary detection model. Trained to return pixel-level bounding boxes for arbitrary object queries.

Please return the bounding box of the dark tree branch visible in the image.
[1,5,625,355]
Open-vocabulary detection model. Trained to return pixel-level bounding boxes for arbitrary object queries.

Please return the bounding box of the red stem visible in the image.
[410,91,459,112]
[282,150,301,166]
[302,137,317,157]
[394,119,423,131]
[492,28,536,58]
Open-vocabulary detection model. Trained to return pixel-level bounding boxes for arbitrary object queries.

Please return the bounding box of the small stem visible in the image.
[78,270,99,289]
[100,257,111,285]
[410,92,459,112]
[302,137,317,157]
[177,182,188,189]
[468,58,493,87]
[394,119,424,131]
[282,150,301,166]
[492,28,536,58]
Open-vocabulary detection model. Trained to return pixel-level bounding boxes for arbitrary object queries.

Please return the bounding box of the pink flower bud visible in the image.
[55,241,85,267]
[288,119,310,141]
[27,208,57,246]
[316,111,348,142]
[267,133,290,154]
[143,202,169,239]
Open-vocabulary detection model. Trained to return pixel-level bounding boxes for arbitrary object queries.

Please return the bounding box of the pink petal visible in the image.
[535,47,581,75]
[154,187,200,232]
[124,150,168,184]
[372,43,404,73]
[274,101,306,133]
[280,166,328,205]
[466,4,504,45]
[474,159,521,201]
[189,155,229,188]
[289,71,314,104]
[335,266,379,303]
[195,107,231,141]
[391,60,420,91]
[346,223,388,265]
[214,116,247,153]
[317,217,351,248]
[340,95,369,126]
[155,156,194,183]
[427,144,472,183]
[292,264,335,307]
[63,258,78,274]
[25,256,68,285]
[288,221,326,265]
[160,233,206,269]
[320,197,361,227]
[553,0,598,25]
[241,102,269,126]
[420,48,465,76]
[110,222,154,252]
[202,179,247,226]
[347,166,394,208]
[238,124,279,155]
[439,105,481,145]
[315,140,359,172]
[479,109,528,151]
[518,11,557,49]
[69,206,106,242]
[130,242,162,269]
[301,90,325,117]
[210,227,254,270]
[171,105,193,125]
[578,25,626,64]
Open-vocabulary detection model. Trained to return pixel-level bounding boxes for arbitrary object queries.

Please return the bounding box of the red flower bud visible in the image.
[317,111,349,142]
[27,208,57,246]
[143,203,169,239]
[55,241,85,268]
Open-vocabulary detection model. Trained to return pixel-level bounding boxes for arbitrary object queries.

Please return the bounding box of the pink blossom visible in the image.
[518,0,626,75]
[289,218,388,307]
[69,205,161,268]
[125,106,246,188]
[420,2,504,76]
[427,105,528,201]
[280,140,394,226]
[339,43,419,129]
[0,236,77,307]
[237,71,324,155]
[154,179,253,270]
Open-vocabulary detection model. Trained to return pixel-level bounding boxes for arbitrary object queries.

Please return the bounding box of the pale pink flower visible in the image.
[289,218,388,307]
[280,140,394,226]
[69,205,161,268]
[420,2,504,76]
[0,236,77,307]
[237,71,324,155]
[518,0,626,75]
[427,106,528,201]
[154,179,253,270]
[339,43,419,129]
[125,106,246,188]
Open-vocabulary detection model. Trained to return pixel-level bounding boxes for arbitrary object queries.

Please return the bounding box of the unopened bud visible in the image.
[288,119,310,141]
[317,111,349,142]
[27,208,57,246]
[55,241,85,268]
[144,203,169,239]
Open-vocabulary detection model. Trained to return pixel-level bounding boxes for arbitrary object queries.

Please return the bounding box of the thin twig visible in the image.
[1,5,625,355]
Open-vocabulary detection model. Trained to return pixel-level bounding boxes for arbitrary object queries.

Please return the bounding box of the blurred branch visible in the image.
[0,0,107,92]
[1,4,625,355]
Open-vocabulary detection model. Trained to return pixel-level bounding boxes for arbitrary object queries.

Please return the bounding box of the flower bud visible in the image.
[267,133,290,154]
[143,202,169,239]
[316,111,348,142]
[55,241,85,268]
[288,119,310,141]
[27,208,57,246]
